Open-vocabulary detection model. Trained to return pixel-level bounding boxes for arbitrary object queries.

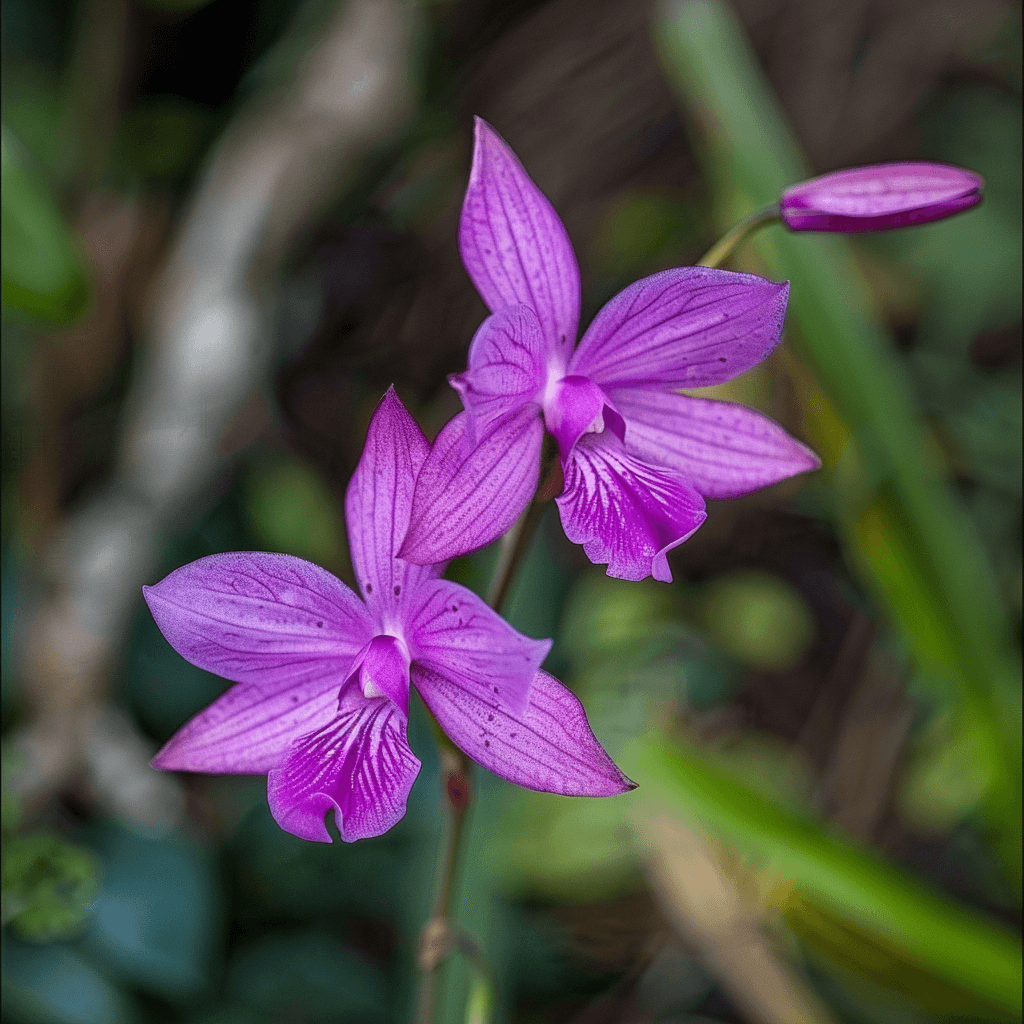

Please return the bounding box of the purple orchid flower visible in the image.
[779,162,984,233]
[146,388,633,843]
[399,118,819,582]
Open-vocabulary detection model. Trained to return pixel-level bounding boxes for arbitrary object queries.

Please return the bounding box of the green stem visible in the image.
[415,741,473,1024]
[697,203,780,268]
[415,444,559,1022]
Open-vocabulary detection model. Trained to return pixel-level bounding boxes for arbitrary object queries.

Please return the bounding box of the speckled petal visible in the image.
[405,578,550,715]
[459,117,580,362]
[152,675,342,775]
[143,550,374,696]
[401,408,543,565]
[611,389,820,499]
[450,304,546,446]
[414,666,634,796]
[569,268,788,391]
[345,386,444,617]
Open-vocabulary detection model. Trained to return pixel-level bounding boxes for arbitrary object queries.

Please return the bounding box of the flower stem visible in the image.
[415,741,473,1024]
[415,441,560,1023]
[487,438,561,613]
[697,203,780,268]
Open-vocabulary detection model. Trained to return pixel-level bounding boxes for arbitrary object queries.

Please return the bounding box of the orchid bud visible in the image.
[779,162,983,233]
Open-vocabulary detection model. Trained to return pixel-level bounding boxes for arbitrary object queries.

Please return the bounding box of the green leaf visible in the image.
[1,128,89,324]
[464,968,494,1024]
[897,712,994,834]
[627,734,1023,1016]
[654,0,1022,882]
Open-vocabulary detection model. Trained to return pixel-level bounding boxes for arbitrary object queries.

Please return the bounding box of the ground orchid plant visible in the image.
[145,117,983,1022]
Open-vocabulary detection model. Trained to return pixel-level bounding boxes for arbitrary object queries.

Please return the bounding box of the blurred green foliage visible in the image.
[243,454,349,576]
[1,128,89,323]
[656,0,1022,888]
[698,569,815,671]
[3,834,99,943]
[79,820,221,1001]
[628,734,1022,1017]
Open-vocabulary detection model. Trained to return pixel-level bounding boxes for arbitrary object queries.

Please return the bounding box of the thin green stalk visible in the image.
[697,203,780,267]
[415,741,473,1024]
[415,446,559,1023]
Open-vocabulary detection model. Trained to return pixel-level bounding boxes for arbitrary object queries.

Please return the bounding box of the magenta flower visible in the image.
[779,162,983,233]
[400,118,819,582]
[146,389,632,843]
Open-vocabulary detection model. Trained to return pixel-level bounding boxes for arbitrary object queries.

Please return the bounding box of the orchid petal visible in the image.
[611,389,821,499]
[143,552,374,690]
[569,268,789,391]
[405,579,550,715]
[459,118,579,362]
[450,304,546,446]
[152,676,342,774]
[414,667,634,796]
[267,690,420,843]
[556,432,706,583]
[345,386,443,615]
[401,407,544,565]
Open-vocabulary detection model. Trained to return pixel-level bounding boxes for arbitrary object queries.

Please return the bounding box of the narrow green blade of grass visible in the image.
[653,0,1021,878]
[628,735,1023,1016]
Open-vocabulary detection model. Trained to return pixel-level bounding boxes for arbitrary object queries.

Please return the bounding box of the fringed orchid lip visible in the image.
[402,117,820,582]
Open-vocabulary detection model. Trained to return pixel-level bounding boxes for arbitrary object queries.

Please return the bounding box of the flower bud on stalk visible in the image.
[779,163,984,233]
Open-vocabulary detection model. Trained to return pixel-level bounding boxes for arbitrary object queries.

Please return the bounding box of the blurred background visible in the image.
[1,0,1021,1022]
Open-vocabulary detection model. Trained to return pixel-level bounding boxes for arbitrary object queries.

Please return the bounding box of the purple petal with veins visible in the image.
[143,551,374,689]
[267,686,420,843]
[459,118,580,363]
[345,386,443,615]
[414,667,634,796]
[152,676,343,775]
[556,431,706,583]
[148,386,637,844]
[401,407,544,565]
[611,389,821,499]
[404,578,550,715]
[450,304,546,446]
[569,268,789,391]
